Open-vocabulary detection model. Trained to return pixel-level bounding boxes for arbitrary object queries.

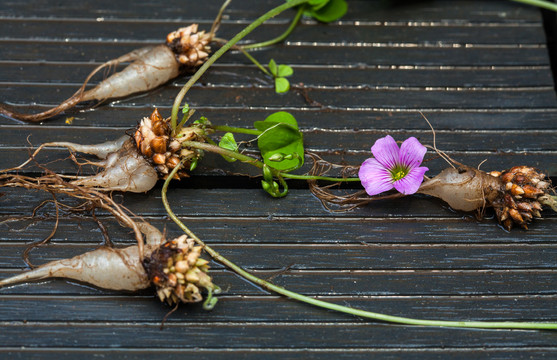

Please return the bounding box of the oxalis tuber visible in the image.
[15,108,206,193]
[418,165,554,230]
[0,1,230,123]
[310,136,556,230]
[0,172,218,307]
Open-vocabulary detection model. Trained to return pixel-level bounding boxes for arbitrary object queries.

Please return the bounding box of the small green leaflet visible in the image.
[218,132,239,162]
[268,59,293,94]
[275,77,290,93]
[254,111,304,172]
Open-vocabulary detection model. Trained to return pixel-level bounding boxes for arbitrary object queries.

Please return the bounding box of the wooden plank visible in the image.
[0,348,556,360]
[2,107,557,130]
[1,217,555,245]
[0,20,547,45]
[2,83,556,110]
[4,243,557,270]
[0,323,556,348]
[0,295,556,322]
[0,0,545,23]
[2,63,553,88]
[1,126,556,152]
[0,0,555,358]
[0,41,551,65]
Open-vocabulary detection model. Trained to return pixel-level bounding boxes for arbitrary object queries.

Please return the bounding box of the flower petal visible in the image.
[398,137,427,169]
[358,158,394,196]
[371,135,399,169]
[393,166,428,195]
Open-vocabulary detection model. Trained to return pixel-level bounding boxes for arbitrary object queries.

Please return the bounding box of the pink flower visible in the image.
[359,135,428,196]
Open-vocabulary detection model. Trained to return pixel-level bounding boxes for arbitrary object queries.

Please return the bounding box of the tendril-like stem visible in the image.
[162,161,557,330]
[181,140,360,182]
[241,5,305,50]
[171,0,310,131]
[510,0,557,12]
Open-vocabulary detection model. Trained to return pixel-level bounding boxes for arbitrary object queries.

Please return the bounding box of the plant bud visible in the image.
[153,153,166,165]
[150,136,167,154]
[268,153,284,162]
[167,273,177,287]
[522,184,543,198]
[134,131,142,149]
[141,141,153,158]
[510,184,524,196]
[152,121,167,136]
[501,172,514,183]
[166,156,180,169]
[174,260,189,273]
[150,108,163,122]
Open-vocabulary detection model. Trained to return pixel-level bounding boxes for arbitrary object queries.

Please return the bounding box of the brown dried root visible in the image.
[307,153,554,230]
[0,170,217,306]
[0,170,146,255]
[307,152,404,211]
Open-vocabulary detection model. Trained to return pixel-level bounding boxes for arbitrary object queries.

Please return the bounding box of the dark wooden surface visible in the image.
[1,0,556,358]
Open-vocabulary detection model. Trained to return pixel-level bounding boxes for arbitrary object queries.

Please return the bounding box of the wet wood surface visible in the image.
[0,0,556,358]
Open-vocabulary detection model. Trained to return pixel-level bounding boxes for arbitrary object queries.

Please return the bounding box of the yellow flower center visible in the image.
[390,165,409,181]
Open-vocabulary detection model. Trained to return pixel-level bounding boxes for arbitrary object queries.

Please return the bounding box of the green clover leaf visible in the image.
[268,60,294,94]
[254,111,304,172]
[305,0,347,23]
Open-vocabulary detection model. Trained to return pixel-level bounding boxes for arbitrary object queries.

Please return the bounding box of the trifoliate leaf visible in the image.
[254,112,304,172]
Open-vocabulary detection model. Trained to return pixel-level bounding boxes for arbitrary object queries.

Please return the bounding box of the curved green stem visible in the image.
[182,140,359,182]
[510,0,557,12]
[213,37,272,76]
[213,125,262,136]
[183,140,263,167]
[162,163,557,330]
[171,0,310,131]
[281,173,361,182]
[242,5,306,50]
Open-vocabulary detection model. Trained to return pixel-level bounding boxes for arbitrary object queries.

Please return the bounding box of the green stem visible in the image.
[162,163,557,330]
[182,140,359,182]
[242,5,306,50]
[171,0,310,131]
[213,37,272,76]
[510,0,557,11]
[236,45,272,76]
[213,125,262,136]
[183,140,263,167]
[282,173,361,182]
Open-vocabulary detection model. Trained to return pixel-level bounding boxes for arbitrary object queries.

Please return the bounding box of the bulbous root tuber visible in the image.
[417,165,553,230]
[12,109,207,193]
[0,0,231,123]
[310,160,554,230]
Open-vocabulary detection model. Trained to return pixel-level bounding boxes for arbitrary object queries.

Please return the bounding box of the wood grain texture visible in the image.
[0,0,556,359]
